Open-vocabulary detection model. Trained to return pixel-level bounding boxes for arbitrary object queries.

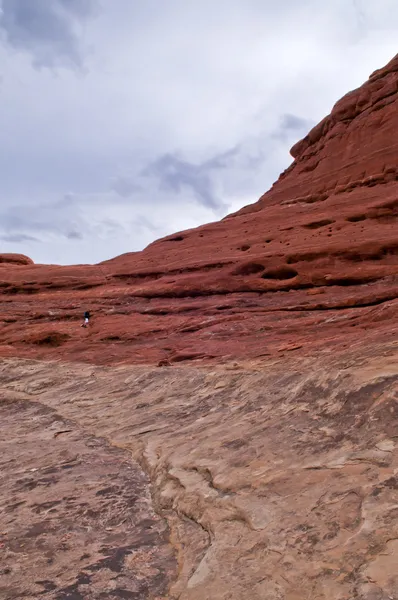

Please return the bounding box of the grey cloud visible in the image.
[111,146,242,208]
[111,175,143,198]
[142,152,233,211]
[281,114,310,130]
[0,232,39,243]
[203,146,240,170]
[125,123,295,214]
[0,201,85,238]
[140,117,307,212]
[66,230,83,240]
[271,113,314,143]
[58,0,96,18]
[96,218,123,234]
[133,215,159,234]
[0,0,98,69]
[0,194,131,259]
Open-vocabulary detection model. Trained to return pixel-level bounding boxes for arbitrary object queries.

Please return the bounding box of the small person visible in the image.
[82,310,90,327]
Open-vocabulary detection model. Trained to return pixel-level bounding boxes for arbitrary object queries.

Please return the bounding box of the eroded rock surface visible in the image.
[0,395,176,599]
[0,254,33,266]
[0,55,398,366]
[1,53,398,600]
[0,343,397,599]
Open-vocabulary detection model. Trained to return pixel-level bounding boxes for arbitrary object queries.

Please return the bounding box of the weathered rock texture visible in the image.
[0,343,397,599]
[0,253,33,266]
[1,55,398,600]
[0,394,176,599]
[1,54,398,366]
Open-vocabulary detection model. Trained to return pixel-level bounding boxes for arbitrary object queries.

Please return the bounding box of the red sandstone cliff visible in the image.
[2,57,398,599]
[1,54,398,365]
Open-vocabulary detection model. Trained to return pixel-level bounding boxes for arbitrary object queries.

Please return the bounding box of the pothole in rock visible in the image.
[232,262,265,276]
[261,267,298,280]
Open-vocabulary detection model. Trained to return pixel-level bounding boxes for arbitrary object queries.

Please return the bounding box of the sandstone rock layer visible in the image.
[1,343,397,599]
[2,55,398,600]
[0,392,176,599]
[1,55,398,365]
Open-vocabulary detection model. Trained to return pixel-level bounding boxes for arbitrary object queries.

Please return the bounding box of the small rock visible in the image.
[376,439,395,452]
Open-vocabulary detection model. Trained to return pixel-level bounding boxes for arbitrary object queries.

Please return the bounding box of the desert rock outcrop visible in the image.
[1,55,398,366]
[1,55,398,600]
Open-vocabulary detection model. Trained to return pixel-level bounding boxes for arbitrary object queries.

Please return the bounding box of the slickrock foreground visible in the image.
[0,344,397,599]
[0,55,398,365]
[1,55,398,599]
[0,395,176,599]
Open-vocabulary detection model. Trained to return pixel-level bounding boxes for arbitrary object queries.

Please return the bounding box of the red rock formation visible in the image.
[1,54,398,365]
[0,253,34,266]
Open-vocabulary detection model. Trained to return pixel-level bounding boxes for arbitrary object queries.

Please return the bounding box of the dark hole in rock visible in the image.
[262,267,298,280]
[32,333,70,347]
[346,214,366,222]
[167,235,184,242]
[322,275,378,286]
[239,244,251,251]
[232,262,265,276]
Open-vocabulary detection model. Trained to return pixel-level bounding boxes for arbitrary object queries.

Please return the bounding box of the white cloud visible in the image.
[0,0,397,264]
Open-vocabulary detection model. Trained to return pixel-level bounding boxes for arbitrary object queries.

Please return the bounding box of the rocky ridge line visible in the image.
[0,54,397,365]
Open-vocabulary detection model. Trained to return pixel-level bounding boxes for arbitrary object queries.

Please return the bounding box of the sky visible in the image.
[0,1,397,265]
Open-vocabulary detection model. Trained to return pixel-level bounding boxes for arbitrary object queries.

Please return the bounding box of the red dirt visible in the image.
[1,54,398,366]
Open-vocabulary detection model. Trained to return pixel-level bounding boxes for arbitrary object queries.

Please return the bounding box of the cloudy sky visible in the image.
[0,0,397,265]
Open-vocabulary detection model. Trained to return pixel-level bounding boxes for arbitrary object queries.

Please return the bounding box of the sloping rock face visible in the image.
[1,55,398,600]
[0,253,33,266]
[0,343,397,599]
[0,54,398,365]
